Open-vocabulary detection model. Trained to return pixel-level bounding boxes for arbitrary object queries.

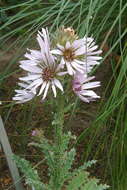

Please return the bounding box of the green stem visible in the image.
[53,95,65,190]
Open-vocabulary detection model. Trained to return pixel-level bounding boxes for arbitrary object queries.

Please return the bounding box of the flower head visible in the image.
[12,83,35,103]
[13,28,64,103]
[31,130,37,136]
[51,33,102,76]
[31,129,44,140]
[53,26,78,47]
[73,72,100,102]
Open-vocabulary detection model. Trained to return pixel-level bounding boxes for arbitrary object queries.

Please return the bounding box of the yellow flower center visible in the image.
[63,48,75,61]
[42,68,55,81]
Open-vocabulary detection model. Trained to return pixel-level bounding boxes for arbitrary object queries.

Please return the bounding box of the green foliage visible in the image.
[0,9,8,23]
[65,161,109,190]
[29,138,56,176]
[13,155,47,190]
[81,178,109,190]
[66,170,89,190]
[14,131,109,190]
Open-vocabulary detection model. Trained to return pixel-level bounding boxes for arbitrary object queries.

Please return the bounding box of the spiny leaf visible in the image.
[81,178,109,190]
[13,155,46,190]
[66,171,89,190]
[61,148,76,183]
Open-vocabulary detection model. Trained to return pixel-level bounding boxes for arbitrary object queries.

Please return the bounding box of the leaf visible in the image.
[60,132,75,152]
[67,160,96,180]
[61,148,76,183]
[31,140,55,173]
[81,178,109,190]
[66,171,89,190]
[13,155,46,190]
[64,103,74,113]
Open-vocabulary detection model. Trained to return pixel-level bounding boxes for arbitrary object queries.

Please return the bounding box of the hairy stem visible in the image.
[53,95,65,190]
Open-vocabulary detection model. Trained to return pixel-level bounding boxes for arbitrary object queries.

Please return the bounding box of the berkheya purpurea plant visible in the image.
[13,27,109,190]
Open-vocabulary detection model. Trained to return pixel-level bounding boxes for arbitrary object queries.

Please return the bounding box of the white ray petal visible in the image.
[27,49,42,59]
[20,64,42,73]
[38,81,47,96]
[51,83,57,97]
[56,62,65,72]
[37,34,45,50]
[57,71,68,76]
[26,78,43,89]
[31,88,37,94]
[88,41,96,48]
[13,96,23,101]
[54,79,63,91]
[87,50,102,55]
[18,82,28,88]
[15,90,26,95]
[51,49,62,55]
[83,37,94,44]
[61,57,66,64]
[86,60,100,65]
[66,41,71,49]
[19,60,37,65]
[31,80,43,94]
[19,75,41,81]
[66,62,74,75]
[72,39,84,49]
[81,90,99,97]
[72,61,85,69]
[87,45,98,52]
[87,56,102,61]
[75,47,86,55]
[42,82,50,99]
[83,76,95,83]
[24,53,34,60]
[74,59,86,65]
[57,44,64,50]
[82,82,100,89]
[78,94,90,103]
[71,62,84,73]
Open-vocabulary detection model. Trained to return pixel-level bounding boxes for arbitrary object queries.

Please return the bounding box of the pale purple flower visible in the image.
[73,72,100,102]
[12,83,35,104]
[13,28,65,103]
[83,36,102,70]
[31,130,37,136]
[51,36,102,75]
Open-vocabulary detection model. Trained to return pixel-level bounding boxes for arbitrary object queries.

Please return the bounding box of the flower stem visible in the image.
[53,95,65,190]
